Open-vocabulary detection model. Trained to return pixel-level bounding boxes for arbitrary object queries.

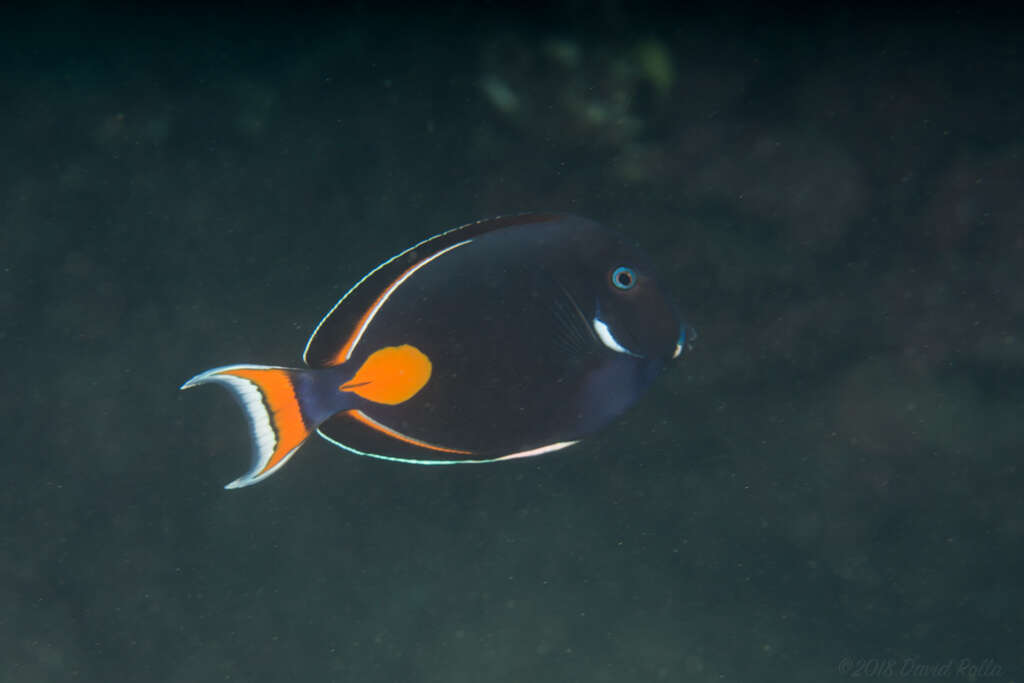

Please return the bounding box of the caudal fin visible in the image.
[181,365,315,489]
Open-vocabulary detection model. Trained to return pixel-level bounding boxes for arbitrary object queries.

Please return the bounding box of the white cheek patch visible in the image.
[592,316,642,358]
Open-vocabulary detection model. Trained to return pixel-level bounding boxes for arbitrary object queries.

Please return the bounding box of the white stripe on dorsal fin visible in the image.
[302,213,572,368]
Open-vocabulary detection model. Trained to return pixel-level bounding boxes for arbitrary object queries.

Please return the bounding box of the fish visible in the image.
[181,213,692,488]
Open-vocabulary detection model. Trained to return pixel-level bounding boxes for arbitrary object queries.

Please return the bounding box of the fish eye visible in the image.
[611,266,637,290]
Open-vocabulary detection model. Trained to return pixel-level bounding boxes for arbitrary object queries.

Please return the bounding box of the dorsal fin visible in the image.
[303,213,567,368]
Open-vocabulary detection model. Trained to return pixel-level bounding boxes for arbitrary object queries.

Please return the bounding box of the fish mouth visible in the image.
[672,324,696,359]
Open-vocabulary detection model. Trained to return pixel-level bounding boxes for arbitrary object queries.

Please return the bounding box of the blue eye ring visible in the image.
[611,266,637,290]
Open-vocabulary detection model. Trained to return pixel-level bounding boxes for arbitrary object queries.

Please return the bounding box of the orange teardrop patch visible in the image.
[340,344,432,405]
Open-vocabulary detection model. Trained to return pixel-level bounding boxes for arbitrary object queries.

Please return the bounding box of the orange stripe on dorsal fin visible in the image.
[326,240,472,366]
[304,214,569,369]
[340,344,431,405]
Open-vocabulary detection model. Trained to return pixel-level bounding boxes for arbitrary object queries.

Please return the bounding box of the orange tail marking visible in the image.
[224,368,309,476]
[340,344,432,405]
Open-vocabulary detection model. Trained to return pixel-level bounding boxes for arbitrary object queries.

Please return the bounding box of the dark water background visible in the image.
[3,5,1022,682]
